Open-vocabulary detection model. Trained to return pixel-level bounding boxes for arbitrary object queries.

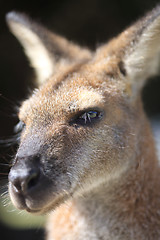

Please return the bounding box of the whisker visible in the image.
[0,134,20,147]
[0,178,8,181]
[0,94,16,106]
[0,173,8,175]
[1,190,8,196]
[0,163,10,166]
[0,110,16,118]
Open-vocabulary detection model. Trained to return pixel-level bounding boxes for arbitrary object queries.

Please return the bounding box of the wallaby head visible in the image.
[6,5,160,239]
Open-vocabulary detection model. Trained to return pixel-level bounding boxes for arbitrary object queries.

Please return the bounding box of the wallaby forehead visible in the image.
[36,57,126,103]
[19,55,128,123]
[19,75,105,123]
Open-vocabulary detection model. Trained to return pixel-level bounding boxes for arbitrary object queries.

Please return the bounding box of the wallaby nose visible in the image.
[9,165,40,194]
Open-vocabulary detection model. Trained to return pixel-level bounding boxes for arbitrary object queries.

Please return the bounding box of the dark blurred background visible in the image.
[0,0,160,239]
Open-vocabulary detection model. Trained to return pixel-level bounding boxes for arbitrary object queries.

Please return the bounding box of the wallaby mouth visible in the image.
[9,181,42,213]
[8,153,72,214]
[8,156,49,213]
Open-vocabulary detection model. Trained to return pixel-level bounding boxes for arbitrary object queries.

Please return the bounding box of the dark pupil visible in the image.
[80,111,98,123]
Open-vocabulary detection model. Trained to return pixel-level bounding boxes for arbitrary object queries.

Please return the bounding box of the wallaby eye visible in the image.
[80,111,99,122]
[72,110,103,126]
[14,121,26,133]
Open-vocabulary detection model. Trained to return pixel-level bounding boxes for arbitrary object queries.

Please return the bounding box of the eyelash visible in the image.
[70,110,103,126]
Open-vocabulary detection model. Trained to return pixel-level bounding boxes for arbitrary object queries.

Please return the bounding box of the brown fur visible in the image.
[6,5,160,240]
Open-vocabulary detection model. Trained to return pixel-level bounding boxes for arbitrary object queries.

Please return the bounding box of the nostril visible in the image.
[20,169,40,193]
[25,170,40,191]
[9,168,40,194]
[12,178,23,193]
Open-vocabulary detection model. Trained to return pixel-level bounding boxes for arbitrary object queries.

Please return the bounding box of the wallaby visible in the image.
[6,5,160,240]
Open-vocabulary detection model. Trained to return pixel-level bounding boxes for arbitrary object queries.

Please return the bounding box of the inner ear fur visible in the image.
[6,12,91,86]
[123,5,160,96]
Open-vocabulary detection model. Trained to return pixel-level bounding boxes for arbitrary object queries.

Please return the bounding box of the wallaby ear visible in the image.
[6,12,91,86]
[123,5,160,95]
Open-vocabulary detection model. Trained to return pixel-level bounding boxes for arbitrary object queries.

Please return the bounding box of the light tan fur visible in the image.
[6,6,160,240]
